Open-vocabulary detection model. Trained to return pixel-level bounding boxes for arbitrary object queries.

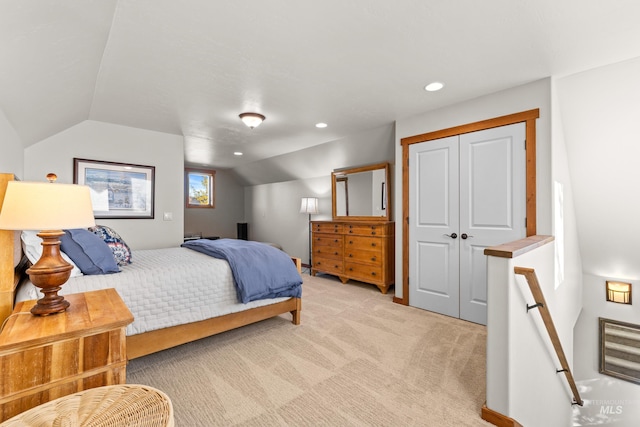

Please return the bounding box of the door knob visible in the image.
[444,233,457,239]
[461,233,474,239]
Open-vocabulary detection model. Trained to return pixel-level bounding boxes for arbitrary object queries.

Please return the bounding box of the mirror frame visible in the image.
[331,162,391,222]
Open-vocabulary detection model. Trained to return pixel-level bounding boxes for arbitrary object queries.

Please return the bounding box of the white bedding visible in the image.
[16,247,290,335]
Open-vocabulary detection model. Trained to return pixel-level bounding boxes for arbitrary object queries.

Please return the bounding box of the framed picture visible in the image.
[185,168,215,208]
[599,317,640,385]
[74,158,155,219]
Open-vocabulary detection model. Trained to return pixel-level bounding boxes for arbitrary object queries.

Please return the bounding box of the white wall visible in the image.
[24,120,184,249]
[244,175,333,265]
[550,78,584,365]
[394,78,553,300]
[184,169,245,239]
[557,56,640,279]
[0,109,24,178]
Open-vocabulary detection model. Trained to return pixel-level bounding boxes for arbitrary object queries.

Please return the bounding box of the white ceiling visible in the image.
[2,0,640,169]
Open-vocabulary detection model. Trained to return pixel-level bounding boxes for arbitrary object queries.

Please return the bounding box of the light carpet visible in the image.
[127,274,492,426]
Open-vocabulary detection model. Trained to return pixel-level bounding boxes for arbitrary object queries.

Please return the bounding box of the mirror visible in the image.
[332,162,391,221]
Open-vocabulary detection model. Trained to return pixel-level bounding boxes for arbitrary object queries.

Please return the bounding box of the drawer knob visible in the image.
[349,254,353,257]
[334,239,339,242]
[349,230,353,233]
[371,272,376,276]
[371,243,376,247]
[371,232,376,235]
[349,268,353,271]
[349,241,353,244]
[371,257,376,261]
[334,252,339,255]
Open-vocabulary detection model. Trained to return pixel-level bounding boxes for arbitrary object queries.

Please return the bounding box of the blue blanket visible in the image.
[181,239,302,303]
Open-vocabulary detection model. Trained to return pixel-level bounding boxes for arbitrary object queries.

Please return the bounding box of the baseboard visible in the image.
[481,405,523,427]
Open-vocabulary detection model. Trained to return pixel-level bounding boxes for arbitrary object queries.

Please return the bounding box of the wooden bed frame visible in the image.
[0,173,302,360]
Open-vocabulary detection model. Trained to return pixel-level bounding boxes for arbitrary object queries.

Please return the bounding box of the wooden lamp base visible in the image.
[27,230,73,316]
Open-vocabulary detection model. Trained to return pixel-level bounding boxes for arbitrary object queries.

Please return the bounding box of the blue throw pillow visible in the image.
[89,225,132,266]
[60,229,120,275]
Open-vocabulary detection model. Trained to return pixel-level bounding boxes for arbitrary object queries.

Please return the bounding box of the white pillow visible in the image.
[21,230,84,277]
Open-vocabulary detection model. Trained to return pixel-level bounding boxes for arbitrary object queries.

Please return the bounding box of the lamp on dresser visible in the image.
[0,174,95,315]
[300,197,319,271]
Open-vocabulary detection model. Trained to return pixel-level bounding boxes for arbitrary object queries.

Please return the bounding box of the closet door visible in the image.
[458,123,526,324]
[408,123,526,325]
[409,136,460,318]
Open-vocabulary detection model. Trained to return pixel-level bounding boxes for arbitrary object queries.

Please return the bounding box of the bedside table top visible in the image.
[0,288,133,352]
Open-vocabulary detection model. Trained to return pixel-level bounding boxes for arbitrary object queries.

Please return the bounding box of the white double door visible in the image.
[409,123,526,325]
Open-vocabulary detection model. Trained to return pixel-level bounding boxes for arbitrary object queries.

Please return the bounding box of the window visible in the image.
[185,168,215,208]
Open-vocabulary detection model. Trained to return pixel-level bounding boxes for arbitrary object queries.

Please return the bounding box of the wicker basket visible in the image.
[0,385,174,427]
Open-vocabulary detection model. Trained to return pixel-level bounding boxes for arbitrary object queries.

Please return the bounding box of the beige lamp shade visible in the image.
[0,181,96,231]
[300,197,319,215]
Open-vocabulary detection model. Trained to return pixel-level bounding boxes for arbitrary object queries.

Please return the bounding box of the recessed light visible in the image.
[234,152,243,156]
[315,123,327,128]
[424,82,444,92]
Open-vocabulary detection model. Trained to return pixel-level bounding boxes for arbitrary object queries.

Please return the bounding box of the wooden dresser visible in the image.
[311,220,394,293]
[0,289,134,422]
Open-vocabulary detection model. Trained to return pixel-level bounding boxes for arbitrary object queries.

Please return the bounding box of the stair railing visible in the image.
[513,266,584,407]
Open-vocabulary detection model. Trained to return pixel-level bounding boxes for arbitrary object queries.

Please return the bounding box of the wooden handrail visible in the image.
[514,266,583,407]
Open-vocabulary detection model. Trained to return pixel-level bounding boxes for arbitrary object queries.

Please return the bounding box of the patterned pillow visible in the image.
[89,225,132,266]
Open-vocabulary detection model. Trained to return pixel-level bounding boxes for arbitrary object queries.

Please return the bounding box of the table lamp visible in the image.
[0,175,95,315]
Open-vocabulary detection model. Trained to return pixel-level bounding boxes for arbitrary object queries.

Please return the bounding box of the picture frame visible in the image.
[74,158,155,219]
[599,317,640,385]
[185,168,215,209]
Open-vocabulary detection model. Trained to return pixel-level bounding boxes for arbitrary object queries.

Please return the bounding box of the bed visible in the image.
[0,173,302,359]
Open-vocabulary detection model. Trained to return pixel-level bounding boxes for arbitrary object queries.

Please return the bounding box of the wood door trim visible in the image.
[395,109,539,306]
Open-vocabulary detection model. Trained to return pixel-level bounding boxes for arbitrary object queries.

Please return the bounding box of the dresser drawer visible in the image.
[345,249,381,266]
[313,235,343,248]
[345,236,383,253]
[344,262,383,283]
[344,223,385,236]
[313,258,343,274]
[314,245,343,260]
[313,223,343,234]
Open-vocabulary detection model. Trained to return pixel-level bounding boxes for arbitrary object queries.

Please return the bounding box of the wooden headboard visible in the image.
[0,173,19,324]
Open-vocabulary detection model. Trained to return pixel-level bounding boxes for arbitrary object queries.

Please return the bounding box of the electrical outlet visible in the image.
[163,212,173,221]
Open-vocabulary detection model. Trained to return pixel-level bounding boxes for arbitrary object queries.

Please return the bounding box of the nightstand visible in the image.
[0,288,134,422]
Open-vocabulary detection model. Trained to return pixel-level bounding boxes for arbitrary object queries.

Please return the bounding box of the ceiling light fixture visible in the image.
[315,123,327,128]
[425,82,444,92]
[233,152,243,156]
[239,112,265,129]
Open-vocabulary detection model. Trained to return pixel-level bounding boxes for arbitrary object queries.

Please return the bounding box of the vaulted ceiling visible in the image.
[2,1,640,169]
